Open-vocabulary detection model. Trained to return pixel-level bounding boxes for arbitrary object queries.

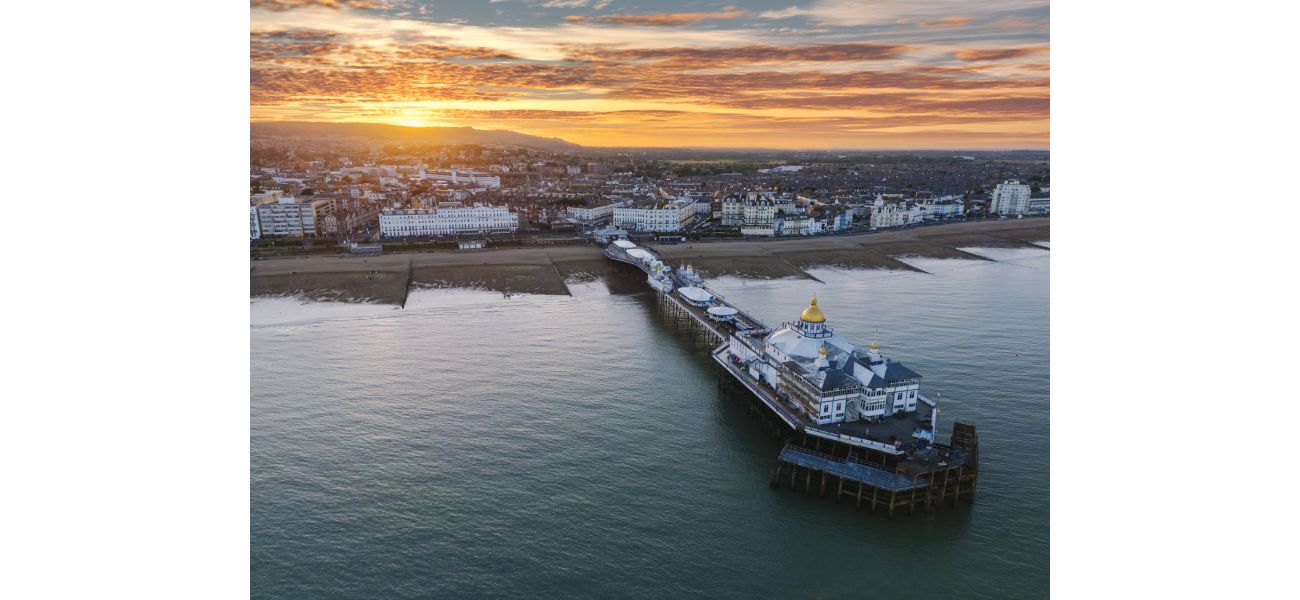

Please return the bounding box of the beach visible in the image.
[250,217,1049,305]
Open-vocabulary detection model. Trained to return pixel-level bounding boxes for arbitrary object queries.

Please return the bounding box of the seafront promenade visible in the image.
[250,218,1049,304]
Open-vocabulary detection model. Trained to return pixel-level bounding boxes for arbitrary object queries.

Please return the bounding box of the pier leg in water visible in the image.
[856,482,864,510]
[910,474,921,515]
[871,485,879,513]
[837,478,844,503]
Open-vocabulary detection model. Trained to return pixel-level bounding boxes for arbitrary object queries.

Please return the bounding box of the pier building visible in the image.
[602,238,979,517]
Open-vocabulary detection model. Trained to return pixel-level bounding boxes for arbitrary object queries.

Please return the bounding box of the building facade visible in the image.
[991,180,1032,215]
[255,196,336,238]
[613,198,696,232]
[741,200,776,236]
[568,199,629,225]
[379,202,518,237]
[918,196,966,221]
[870,196,923,228]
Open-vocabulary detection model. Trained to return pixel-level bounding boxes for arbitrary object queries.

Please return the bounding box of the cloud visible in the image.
[251,0,388,11]
[564,42,912,66]
[540,0,588,7]
[597,10,747,26]
[760,0,1045,27]
[392,43,520,60]
[918,17,975,27]
[953,46,1046,61]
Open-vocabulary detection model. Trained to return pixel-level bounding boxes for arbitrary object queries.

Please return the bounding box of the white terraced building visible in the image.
[568,199,630,225]
[869,196,923,228]
[379,202,518,237]
[730,296,926,427]
[613,198,696,232]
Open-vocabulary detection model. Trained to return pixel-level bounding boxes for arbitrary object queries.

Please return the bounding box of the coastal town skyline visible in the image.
[251,0,1050,149]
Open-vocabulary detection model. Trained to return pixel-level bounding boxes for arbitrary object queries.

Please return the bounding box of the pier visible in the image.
[604,240,979,516]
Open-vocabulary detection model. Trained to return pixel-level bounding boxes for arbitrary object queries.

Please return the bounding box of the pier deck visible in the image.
[779,446,924,491]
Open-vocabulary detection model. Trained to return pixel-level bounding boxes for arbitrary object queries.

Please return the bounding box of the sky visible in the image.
[250,0,1049,149]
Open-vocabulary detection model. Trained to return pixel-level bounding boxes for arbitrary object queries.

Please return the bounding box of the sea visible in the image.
[251,245,1050,599]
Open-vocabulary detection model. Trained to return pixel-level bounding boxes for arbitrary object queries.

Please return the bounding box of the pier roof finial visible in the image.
[800,294,826,323]
[869,341,879,350]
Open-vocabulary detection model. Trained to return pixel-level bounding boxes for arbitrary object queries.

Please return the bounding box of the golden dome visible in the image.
[800,295,826,323]
[869,341,879,350]
[817,346,828,356]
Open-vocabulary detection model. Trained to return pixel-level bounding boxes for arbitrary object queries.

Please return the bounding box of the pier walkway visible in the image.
[604,243,800,428]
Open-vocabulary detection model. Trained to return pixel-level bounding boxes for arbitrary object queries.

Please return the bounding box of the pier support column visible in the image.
[940,468,951,506]
[910,474,921,515]
[837,478,844,503]
[871,485,880,513]
[855,482,864,510]
[925,472,935,512]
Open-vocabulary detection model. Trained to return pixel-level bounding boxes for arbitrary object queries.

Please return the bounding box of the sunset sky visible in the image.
[250,0,1049,149]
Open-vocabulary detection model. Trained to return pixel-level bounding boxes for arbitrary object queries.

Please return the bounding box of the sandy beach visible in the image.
[250,218,1049,305]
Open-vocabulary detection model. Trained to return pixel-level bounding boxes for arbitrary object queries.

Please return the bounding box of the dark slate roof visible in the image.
[820,369,855,391]
[883,361,922,382]
[861,372,888,389]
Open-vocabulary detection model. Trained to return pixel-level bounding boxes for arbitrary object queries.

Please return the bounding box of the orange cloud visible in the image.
[919,17,976,28]
[954,46,1048,61]
[250,0,388,11]
[596,10,747,26]
[564,42,912,66]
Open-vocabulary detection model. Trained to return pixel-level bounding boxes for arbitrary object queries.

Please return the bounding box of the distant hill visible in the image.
[251,121,582,152]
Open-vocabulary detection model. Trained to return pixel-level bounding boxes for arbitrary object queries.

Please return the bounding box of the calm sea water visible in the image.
[251,246,1049,599]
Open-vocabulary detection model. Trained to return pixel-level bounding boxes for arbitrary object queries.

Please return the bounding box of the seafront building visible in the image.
[254,195,336,238]
[869,195,923,228]
[918,195,966,221]
[991,180,1032,215]
[379,202,518,237]
[567,199,630,226]
[740,200,776,236]
[613,198,696,232]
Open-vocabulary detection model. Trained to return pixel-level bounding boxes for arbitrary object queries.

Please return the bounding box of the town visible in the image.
[250,135,1049,256]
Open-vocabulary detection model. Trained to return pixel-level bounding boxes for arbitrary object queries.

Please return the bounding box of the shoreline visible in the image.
[250,218,1049,305]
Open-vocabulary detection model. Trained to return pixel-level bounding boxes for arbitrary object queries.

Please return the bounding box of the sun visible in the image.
[399,119,425,128]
